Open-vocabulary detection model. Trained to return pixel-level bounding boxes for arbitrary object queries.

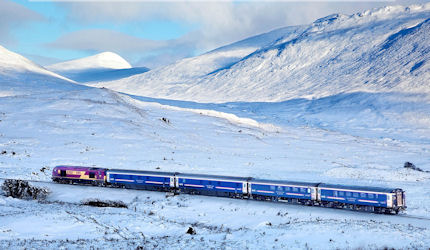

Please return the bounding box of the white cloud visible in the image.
[0,0,44,44]
[49,1,419,67]
[47,28,198,67]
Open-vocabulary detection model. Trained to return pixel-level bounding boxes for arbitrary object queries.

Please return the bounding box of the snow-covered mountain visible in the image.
[0,45,83,96]
[94,3,430,103]
[47,52,149,83]
[48,52,132,72]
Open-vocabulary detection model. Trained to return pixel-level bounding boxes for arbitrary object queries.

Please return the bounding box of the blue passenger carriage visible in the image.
[249,179,319,204]
[176,173,249,198]
[107,169,176,192]
[318,184,406,213]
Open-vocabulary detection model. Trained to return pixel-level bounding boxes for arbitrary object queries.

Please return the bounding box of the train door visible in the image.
[396,191,404,207]
[387,194,393,207]
[169,177,175,187]
[242,182,248,194]
[310,187,317,200]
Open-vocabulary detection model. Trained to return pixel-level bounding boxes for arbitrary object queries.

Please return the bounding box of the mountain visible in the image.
[94,3,430,103]
[84,25,305,93]
[0,45,82,96]
[47,52,149,83]
[47,52,132,72]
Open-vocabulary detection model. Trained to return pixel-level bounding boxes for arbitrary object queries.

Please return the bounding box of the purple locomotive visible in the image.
[52,165,107,185]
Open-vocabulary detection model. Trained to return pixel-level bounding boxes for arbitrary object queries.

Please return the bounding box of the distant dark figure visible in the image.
[186,227,196,235]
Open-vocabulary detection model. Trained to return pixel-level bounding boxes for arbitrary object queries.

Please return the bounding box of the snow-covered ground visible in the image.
[0,86,429,248]
[1,3,430,249]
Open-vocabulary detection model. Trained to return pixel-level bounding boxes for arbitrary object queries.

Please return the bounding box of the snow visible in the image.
[0,85,429,248]
[46,52,146,83]
[0,45,74,84]
[92,3,430,103]
[47,52,132,72]
[1,2,430,249]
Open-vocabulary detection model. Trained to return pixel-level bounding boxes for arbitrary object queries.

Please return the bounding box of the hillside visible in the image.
[94,4,430,103]
[0,45,80,96]
[86,25,306,90]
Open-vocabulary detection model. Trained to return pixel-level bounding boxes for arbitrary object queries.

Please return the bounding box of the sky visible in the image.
[0,0,428,69]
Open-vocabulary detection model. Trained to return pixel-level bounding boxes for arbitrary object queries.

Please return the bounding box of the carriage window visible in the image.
[360,193,366,198]
[338,191,344,196]
[368,193,374,199]
[353,193,359,198]
[270,185,276,190]
[300,188,306,193]
[346,192,351,197]
[89,172,95,178]
[293,187,298,192]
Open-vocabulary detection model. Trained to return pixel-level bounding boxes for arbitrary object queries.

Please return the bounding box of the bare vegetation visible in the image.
[81,199,128,208]
[1,179,50,200]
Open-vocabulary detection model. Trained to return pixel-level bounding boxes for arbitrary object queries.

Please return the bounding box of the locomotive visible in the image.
[52,165,406,214]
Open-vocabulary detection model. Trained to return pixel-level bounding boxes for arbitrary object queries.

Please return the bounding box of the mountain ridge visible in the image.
[92,3,430,103]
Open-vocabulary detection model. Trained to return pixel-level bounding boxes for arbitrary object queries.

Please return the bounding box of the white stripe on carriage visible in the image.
[115,179,134,182]
[215,186,236,190]
[256,190,274,194]
[145,181,164,185]
[184,184,205,188]
[285,193,305,196]
[179,177,245,183]
[326,196,345,200]
[251,183,311,189]
[320,187,391,195]
[108,172,173,178]
[358,199,379,203]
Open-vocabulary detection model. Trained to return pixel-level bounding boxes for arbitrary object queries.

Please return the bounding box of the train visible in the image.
[52,165,406,214]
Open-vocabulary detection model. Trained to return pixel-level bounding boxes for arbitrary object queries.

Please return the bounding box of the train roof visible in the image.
[176,173,249,182]
[318,183,398,193]
[108,169,176,176]
[55,165,107,171]
[250,178,320,187]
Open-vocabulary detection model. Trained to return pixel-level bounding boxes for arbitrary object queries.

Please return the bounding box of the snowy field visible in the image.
[1,2,430,249]
[0,87,429,249]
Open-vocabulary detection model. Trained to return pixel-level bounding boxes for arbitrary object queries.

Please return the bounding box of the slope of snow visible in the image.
[86,25,305,89]
[0,45,83,96]
[94,3,430,103]
[55,67,150,83]
[0,86,429,248]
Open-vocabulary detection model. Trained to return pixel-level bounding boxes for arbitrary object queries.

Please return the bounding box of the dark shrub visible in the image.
[1,179,50,200]
[81,199,128,208]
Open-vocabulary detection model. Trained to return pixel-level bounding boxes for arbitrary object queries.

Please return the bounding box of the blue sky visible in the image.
[1,0,427,68]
